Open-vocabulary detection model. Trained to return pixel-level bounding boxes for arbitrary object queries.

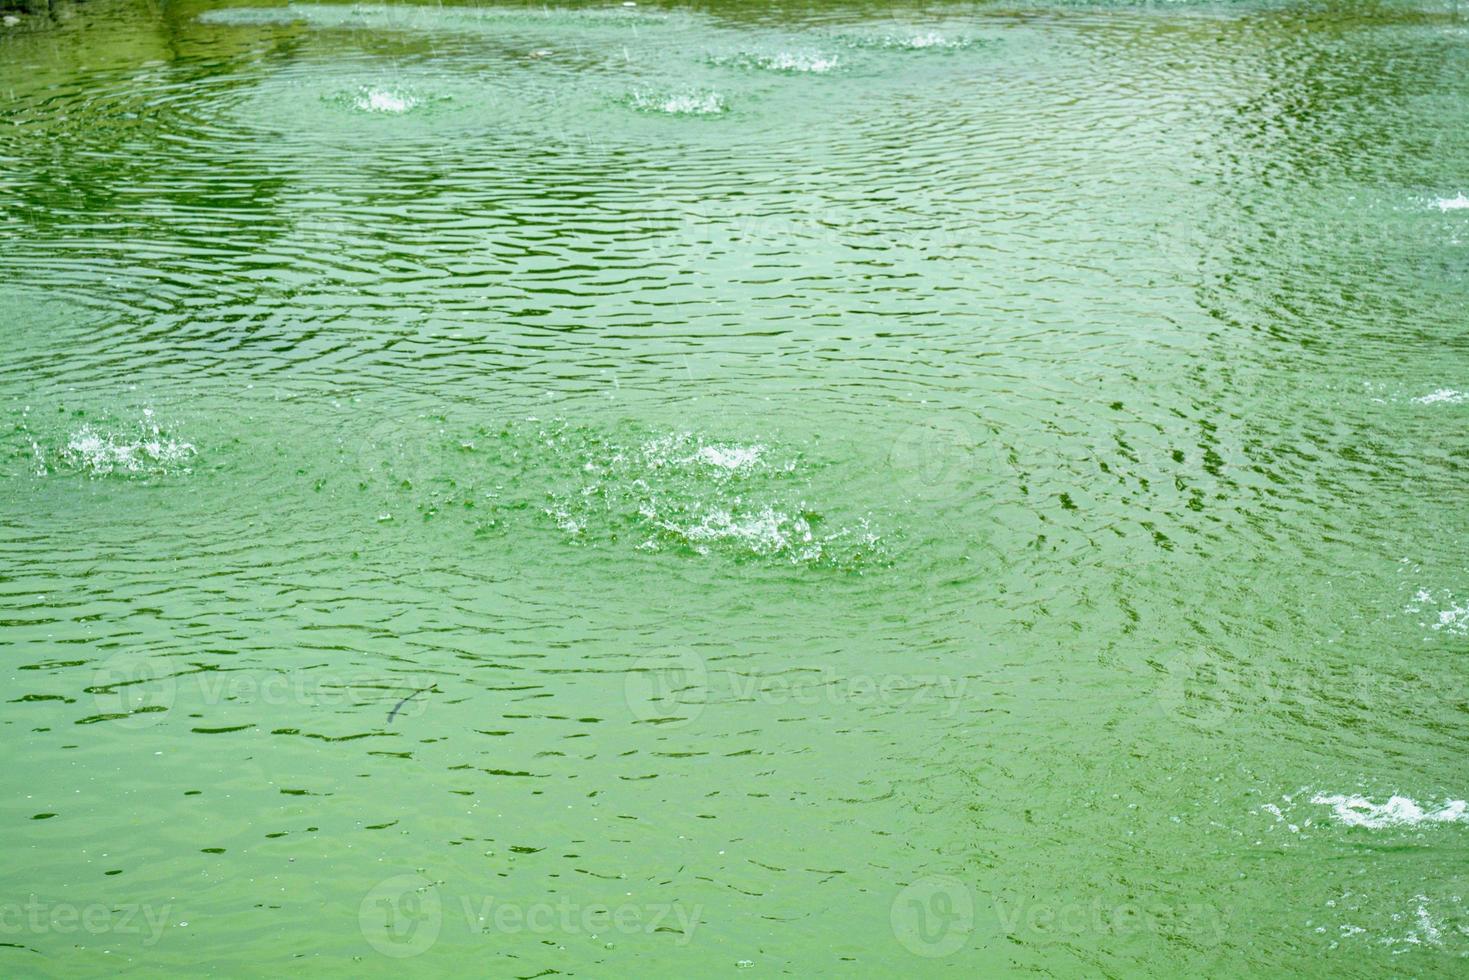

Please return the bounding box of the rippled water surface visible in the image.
[2,0,1468,974]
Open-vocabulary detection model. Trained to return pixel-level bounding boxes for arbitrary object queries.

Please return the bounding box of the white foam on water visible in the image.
[1318,893,1469,954]
[355,87,416,113]
[1380,896,1452,952]
[1412,388,1467,405]
[60,411,196,476]
[1435,194,1469,211]
[1410,899,1444,946]
[631,91,725,115]
[1434,603,1469,635]
[1405,587,1469,636]
[1309,793,1469,829]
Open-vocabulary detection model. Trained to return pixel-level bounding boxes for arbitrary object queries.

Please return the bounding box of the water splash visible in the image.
[842,30,980,51]
[638,433,769,475]
[354,87,416,114]
[648,506,882,565]
[630,91,726,116]
[55,411,196,477]
[902,32,960,49]
[718,51,840,73]
[1435,194,1469,212]
[530,423,886,569]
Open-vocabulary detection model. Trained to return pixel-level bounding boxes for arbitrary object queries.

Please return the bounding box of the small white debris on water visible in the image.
[1435,193,1469,211]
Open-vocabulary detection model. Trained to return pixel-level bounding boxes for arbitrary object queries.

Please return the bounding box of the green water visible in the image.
[2,0,1467,974]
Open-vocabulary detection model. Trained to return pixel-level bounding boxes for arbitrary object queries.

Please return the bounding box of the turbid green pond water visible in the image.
[1,0,1467,974]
